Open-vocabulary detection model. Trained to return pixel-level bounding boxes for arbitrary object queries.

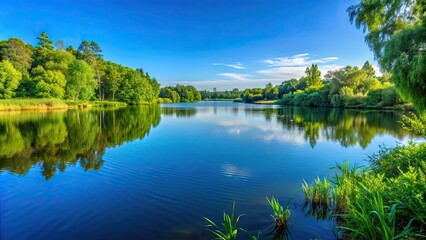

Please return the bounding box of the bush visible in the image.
[293,92,308,106]
[281,94,294,105]
[330,94,344,107]
[344,95,365,107]
[157,98,173,104]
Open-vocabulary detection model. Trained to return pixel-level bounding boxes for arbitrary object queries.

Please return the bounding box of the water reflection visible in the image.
[244,107,412,148]
[0,106,160,179]
[0,104,415,180]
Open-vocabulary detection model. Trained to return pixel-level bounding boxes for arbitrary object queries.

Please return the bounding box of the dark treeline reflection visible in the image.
[0,106,160,179]
[160,107,197,118]
[244,107,412,148]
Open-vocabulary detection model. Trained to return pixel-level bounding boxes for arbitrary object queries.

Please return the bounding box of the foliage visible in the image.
[66,59,95,100]
[0,60,22,98]
[0,33,160,103]
[242,88,263,103]
[200,88,243,100]
[305,64,323,88]
[159,85,201,103]
[348,0,426,112]
[303,143,426,239]
[242,61,406,109]
[401,112,426,136]
[342,191,415,240]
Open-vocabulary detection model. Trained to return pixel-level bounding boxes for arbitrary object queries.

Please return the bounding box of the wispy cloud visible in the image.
[213,62,246,69]
[218,73,252,81]
[258,53,342,79]
[258,64,344,79]
[263,53,338,67]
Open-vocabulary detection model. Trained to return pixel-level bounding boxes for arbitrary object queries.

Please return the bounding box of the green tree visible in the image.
[0,60,22,98]
[31,66,66,98]
[348,0,426,110]
[0,38,33,75]
[66,59,95,100]
[103,62,121,101]
[263,83,279,100]
[305,64,323,88]
[37,32,54,50]
[362,60,376,78]
[78,40,105,100]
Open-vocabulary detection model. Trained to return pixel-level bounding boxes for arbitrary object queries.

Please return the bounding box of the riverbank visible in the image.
[247,99,414,111]
[0,99,128,111]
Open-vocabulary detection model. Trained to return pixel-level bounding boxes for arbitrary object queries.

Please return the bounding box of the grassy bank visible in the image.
[0,98,128,111]
[302,143,426,239]
[0,98,68,111]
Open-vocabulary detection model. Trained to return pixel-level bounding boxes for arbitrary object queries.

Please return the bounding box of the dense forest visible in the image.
[0,33,202,105]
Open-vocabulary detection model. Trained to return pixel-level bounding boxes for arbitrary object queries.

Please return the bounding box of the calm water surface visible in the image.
[0,102,421,239]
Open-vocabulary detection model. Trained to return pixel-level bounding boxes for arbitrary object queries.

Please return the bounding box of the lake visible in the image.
[0,102,420,240]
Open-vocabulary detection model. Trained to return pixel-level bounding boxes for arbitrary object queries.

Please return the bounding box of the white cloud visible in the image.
[213,62,246,69]
[258,53,342,80]
[263,53,338,67]
[218,73,252,81]
[257,64,344,79]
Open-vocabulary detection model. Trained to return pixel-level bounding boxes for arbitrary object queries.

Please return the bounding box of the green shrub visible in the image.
[368,142,426,178]
[281,94,294,105]
[330,94,344,107]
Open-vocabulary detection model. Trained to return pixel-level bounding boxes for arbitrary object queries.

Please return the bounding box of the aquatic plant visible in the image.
[302,177,332,206]
[266,196,290,229]
[204,202,241,240]
[330,160,362,212]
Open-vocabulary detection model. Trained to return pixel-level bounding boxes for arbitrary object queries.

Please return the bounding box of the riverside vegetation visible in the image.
[0,33,201,110]
[206,0,426,239]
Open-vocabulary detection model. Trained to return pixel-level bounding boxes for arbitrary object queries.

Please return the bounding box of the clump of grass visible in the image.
[204,202,241,240]
[266,196,290,229]
[330,160,362,212]
[302,177,332,206]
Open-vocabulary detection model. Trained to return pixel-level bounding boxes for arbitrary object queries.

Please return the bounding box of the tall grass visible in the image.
[302,177,332,205]
[341,191,415,240]
[0,98,68,111]
[0,99,128,111]
[330,160,362,213]
[266,196,291,228]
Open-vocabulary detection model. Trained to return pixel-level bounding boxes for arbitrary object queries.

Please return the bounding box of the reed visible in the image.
[302,177,332,205]
[0,98,68,111]
[204,202,241,240]
[266,196,290,229]
[340,191,415,240]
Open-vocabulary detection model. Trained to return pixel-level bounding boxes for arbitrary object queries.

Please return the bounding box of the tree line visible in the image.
[159,85,202,103]
[199,88,243,100]
[240,61,406,109]
[0,33,200,104]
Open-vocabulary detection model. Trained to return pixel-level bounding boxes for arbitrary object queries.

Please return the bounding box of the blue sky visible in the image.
[0,0,376,90]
